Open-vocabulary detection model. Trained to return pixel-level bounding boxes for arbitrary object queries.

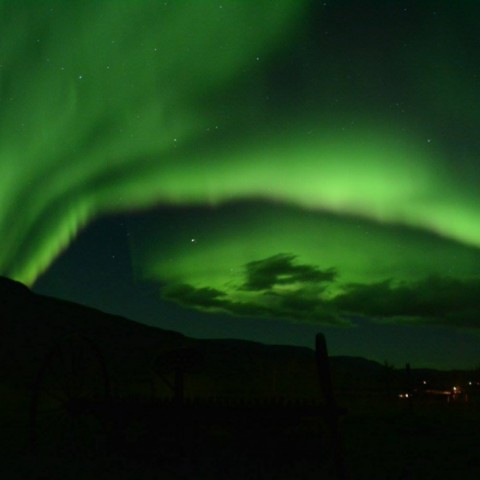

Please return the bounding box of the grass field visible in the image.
[340,395,480,479]
[1,385,479,479]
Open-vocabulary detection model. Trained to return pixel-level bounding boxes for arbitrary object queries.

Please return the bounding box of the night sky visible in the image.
[2,1,480,369]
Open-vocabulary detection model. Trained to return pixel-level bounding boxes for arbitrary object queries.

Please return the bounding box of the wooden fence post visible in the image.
[316,333,348,480]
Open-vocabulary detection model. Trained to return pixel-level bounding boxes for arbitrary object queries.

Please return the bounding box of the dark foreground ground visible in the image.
[1,387,480,480]
[341,396,480,479]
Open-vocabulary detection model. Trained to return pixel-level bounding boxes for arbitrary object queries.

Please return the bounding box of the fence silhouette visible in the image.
[28,332,348,479]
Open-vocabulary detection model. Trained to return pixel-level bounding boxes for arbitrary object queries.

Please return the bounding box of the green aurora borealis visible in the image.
[1,0,305,283]
[3,1,480,367]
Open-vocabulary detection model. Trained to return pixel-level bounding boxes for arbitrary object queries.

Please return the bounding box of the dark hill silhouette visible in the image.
[0,275,392,400]
[0,276,186,393]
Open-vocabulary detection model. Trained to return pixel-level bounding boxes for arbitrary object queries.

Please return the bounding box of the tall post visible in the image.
[315,333,347,480]
[316,334,336,412]
[174,367,185,405]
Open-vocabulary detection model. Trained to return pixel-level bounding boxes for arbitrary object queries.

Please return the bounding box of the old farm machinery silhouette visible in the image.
[26,329,347,479]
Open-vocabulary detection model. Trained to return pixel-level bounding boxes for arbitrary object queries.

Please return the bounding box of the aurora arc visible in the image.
[1,0,306,283]
[1,0,480,329]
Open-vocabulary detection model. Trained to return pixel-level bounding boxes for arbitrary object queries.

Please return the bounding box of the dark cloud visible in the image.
[162,254,480,330]
[163,284,227,310]
[334,276,480,329]
[242,253,337,291]
[164,281,346,327]
[163,283,276,319]
[270,289,344,326]
[163,253,345,326]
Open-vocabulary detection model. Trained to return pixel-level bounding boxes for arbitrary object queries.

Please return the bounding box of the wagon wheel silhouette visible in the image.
[29,334,111,457]
[152,347,204,403]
